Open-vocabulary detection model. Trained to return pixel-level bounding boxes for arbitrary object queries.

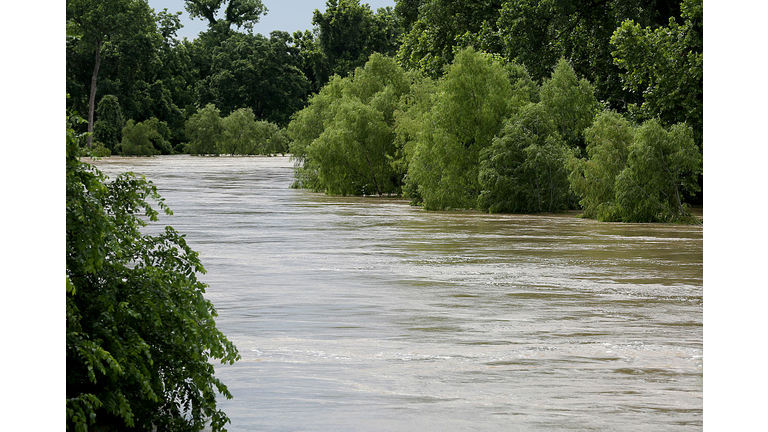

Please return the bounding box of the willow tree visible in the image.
[405,48,513,210]
[288,54,410,195]
[615,119,701,222]
[185,103,224,155]
[567,110,635,221]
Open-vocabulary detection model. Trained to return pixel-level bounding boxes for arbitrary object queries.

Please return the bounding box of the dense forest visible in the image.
[67,0,703,222]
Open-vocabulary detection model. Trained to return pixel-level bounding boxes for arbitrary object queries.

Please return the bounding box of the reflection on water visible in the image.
[92,155,703,431]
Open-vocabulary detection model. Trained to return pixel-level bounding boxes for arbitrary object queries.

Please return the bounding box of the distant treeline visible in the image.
[289,49,701,223]
[286,0,702,223]
[67,0,702,220]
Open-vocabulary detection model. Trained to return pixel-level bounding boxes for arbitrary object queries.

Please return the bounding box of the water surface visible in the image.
[92,155,703,431]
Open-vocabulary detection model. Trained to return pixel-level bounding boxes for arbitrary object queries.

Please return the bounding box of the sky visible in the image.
[148,0,396,40]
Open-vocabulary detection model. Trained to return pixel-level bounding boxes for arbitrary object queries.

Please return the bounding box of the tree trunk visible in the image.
[87,39,102,148]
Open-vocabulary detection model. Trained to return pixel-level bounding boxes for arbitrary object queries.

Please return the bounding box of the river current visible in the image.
[91,155,703,431]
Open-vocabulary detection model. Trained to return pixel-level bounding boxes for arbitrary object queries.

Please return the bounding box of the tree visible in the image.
[615,119,701,222]
[308,99,396,195]
[287,74,349,190]
[404,48,515,210]
[66,113,239,431]
[93,95,125,152]
[221,107,258,155]
[396,0,504,79]
[610,0,702,144]
[308,0,402,88]
[288,54,410,195]
[116,117,173,156]
[186,103,224,154]
[478,103,575,213]
[192,31,310,125]
[538,59,599,149]
[67,0,156,147]
[494,0,682,110]
[567,110,635,221]
[184,0,267,32]
[220,108,286,155]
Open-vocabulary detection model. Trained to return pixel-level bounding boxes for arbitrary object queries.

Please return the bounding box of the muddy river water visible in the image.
[92,155,703,431]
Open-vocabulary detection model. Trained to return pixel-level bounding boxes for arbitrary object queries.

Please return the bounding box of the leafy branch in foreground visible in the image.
[66,112,239,431]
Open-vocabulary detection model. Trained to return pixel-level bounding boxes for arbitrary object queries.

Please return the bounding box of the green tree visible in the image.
[478,103,574,213]
[610,0,702,144]
[308,0,402,88]
[67,0,157,147]
[308,99,396,195]
[93,95,125,152]
[615,119,701,222]
[538,58,598,148]
[396,0,504,79]
[66,114,239,431]
[567,110,635,221]
[405,48,514,210]
[287,75,348,189]
[221,107,259,155]
[184,0,267,32]
[494,0,681,110]
[117,117,173,156]
[192,31,310,125]
[186,104,224,154]
[288,54,409,195]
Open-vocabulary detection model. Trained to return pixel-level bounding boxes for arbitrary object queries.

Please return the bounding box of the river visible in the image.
[91,155,703,431]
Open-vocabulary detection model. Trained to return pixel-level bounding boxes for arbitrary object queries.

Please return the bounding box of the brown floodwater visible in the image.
[91,155,703,431]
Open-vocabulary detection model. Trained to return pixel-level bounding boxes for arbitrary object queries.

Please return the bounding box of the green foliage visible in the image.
[615,119,702,222]
[288,54,409,195]
[66,113,239,431]
[193,31,310,125]
[567,110,635,221]
[494,0,680,110]
[117,118,173,156]
[396,0,504,79]
[184,0,267,32]
[404,48,515,209]
[478,103,575,213]
[308,99,395,195]
[93,95,125,152]
[90,142,113,157]
[221,108,288,155]
[567,115,701,222]
[539,59,599,148]
[307,0,402,88]
[186,104,224,155]
[610,0,703,143]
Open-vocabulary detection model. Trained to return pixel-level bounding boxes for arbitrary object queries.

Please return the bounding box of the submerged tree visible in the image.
[93,95,125,153]
[185,103,224,155]
[289,54,409,195]
[568,115,701,223]
[404,48,514,210]
[478,103,575,213]
[615,119,701,222]
[66,113,239,431]
[567,110,635,221]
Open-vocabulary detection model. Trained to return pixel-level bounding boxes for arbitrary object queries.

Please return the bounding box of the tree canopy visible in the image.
[66,114,240,431]
[66,0,703,221]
